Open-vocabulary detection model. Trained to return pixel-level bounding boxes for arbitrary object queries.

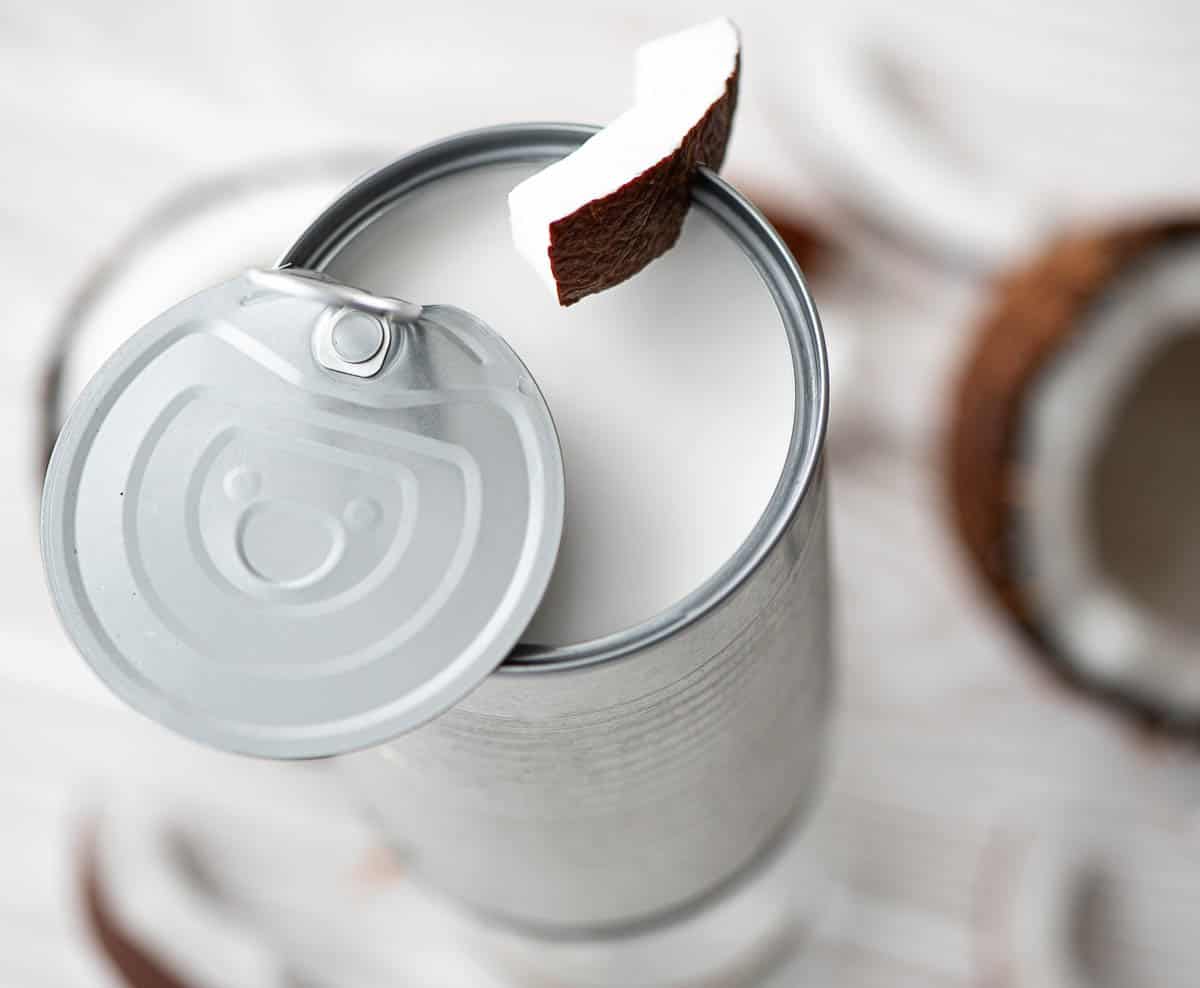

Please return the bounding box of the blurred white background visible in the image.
[6,2,1200,986]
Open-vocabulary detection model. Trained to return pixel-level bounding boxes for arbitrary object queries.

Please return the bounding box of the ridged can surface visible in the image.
[282,123,833,932]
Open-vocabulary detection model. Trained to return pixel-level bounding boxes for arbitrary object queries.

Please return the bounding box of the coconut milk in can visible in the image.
[41,119,832,967]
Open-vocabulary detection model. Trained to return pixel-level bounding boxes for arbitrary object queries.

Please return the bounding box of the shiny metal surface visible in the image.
[340,479,831,931]
[248,266,424,322]
[312,303,393,378]
[291,124,835,931]
[41,271,565,758]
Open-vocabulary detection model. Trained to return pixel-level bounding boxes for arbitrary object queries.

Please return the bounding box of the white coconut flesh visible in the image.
[508,17,739,295]
[1021,242,1200,714]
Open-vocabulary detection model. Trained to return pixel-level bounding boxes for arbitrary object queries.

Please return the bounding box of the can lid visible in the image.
[41,268,564,758]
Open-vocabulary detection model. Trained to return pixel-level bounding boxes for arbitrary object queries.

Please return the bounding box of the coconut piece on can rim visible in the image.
[947,216,1200,737]
[509,17,740,306]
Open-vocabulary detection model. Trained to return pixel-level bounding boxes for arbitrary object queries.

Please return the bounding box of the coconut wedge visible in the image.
[509,18,740,306]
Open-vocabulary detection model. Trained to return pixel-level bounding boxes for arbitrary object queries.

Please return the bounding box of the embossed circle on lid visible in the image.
[40,269,564,758]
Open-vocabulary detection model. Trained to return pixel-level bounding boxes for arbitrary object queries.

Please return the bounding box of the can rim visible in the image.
[279,122,829,675]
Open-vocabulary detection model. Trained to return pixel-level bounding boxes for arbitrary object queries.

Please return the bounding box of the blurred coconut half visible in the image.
[949,219,1200,734]
[976,812,1200,988]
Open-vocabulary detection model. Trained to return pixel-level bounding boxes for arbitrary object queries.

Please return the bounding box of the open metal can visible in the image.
[42,123,832,935]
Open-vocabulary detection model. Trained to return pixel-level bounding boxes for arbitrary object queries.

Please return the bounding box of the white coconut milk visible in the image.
[56,159,796,647]
[323,161,795,645]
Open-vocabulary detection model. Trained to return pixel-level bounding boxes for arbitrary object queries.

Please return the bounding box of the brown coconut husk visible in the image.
[548,55,740,306]
[78,824,198,988]
[946,216,1200,737]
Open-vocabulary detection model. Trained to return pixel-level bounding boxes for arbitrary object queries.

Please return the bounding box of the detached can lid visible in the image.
[41,268,564,758]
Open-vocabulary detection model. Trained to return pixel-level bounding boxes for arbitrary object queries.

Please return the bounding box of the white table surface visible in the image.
[4,3,1200,986]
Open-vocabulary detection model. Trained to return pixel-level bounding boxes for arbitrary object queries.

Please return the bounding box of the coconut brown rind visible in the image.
[946,216,1200,737]
[78,823,199,988]
[547,56,739,307]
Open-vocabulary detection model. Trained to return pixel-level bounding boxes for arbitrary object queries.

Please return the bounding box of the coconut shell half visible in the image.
[79,825,198,988]
[509,18,740,306]
[947,217,1200,737]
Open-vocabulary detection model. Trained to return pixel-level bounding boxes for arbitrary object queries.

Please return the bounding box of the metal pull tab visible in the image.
[246,267,421,379]
[313,306,393,378]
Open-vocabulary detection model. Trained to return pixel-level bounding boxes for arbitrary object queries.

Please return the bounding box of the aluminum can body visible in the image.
[282,123,834,932]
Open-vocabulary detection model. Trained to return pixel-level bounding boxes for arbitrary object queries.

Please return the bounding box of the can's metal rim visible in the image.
[279,122,830,674]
